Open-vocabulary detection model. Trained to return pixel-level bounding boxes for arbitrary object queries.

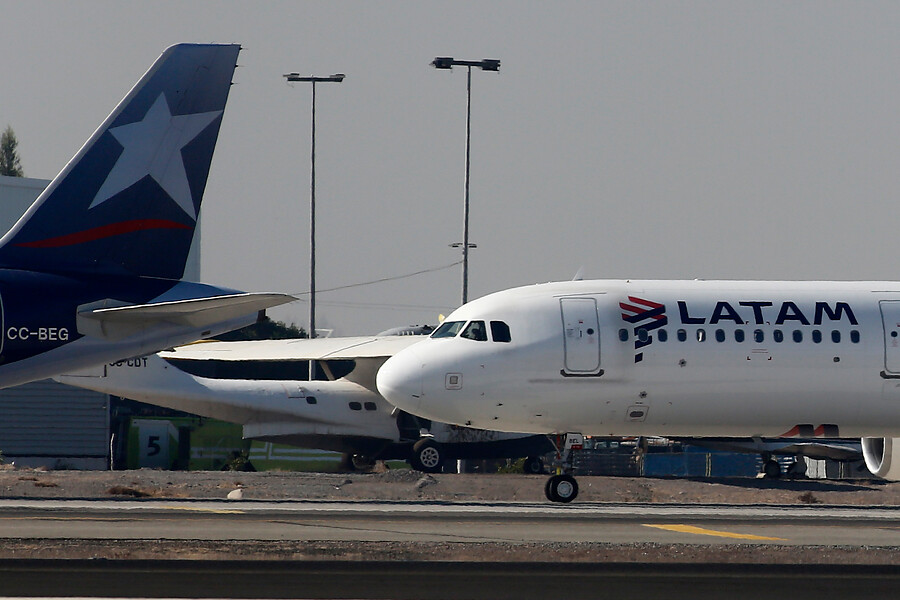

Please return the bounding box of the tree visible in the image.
[0,125,24,177]
[214,315,307,341]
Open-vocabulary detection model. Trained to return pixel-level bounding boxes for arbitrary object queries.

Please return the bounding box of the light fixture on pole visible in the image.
[431,57,500,306]
[283,72,344,381]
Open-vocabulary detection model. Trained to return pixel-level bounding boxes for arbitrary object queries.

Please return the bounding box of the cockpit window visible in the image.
[431,321,466,338]
[460,320,488,341]
[490,321,511,343]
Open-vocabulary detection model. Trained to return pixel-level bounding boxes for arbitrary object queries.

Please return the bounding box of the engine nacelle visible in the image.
[861,437,900,480]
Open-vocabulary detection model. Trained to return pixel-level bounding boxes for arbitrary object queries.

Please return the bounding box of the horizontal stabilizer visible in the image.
[77,293,295,341]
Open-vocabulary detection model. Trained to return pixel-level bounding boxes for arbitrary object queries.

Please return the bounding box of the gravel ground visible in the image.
[0,467,897,505]
[2,467,899,564]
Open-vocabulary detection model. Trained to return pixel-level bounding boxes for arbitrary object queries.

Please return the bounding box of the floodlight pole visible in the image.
[432,58,500,306]
[283,72,344,381]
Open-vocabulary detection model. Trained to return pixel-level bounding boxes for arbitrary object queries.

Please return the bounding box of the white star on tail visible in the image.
[89,94,223,219]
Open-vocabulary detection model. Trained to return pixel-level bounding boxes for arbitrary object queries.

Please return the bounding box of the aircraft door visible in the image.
[560,297,602,376]
[881,301,900,374]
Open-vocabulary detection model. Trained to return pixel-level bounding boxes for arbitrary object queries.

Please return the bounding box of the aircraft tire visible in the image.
[523,455,545,474]
[410,438,443,473]
[545,474,579,503]
[763,459,782,479]
[351,455,375,471]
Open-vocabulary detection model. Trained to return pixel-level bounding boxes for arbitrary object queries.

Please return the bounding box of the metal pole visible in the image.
[310,81,317,340]
[309,81,317,381]
[283,73,343,381]
[462,66,472,305]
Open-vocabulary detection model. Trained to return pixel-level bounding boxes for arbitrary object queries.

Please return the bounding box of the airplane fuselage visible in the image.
[377,280,900,439]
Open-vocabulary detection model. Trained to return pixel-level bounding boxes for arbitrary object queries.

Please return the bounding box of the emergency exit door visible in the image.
[881,301,900,374]
[560,297,602,375]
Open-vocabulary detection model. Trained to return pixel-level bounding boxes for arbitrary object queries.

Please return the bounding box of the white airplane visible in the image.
[56,337,553,473]
[0,43,293,388]
[377,279,900,501]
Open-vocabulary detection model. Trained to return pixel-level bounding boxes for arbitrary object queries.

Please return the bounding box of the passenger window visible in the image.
[490,321,512,343]
[618,328,629,342]
[754,329,764,343]
[460,320,487,341]
[715,329,725,343]
[432,321,466,338]
[677,329,687,342]
[773,329,784,343]
[832,330,841,343]
[696,329,706,342]
[735,329,745,343]
[658,329,668,342]
[812,330,822,344]
[637,328,649,343]
[851,330,860,343]
[793,330,803,343]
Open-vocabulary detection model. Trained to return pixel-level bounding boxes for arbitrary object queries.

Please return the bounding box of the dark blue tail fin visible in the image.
[0,43,240,280]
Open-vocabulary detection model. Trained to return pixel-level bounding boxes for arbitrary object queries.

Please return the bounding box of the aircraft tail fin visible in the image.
[0,43,241,280]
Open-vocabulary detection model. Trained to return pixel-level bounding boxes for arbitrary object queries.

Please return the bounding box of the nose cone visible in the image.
[377,348,423,412]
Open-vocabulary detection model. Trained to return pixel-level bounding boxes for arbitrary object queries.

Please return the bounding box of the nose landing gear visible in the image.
[545,473,579,502]
[544,432,583,503]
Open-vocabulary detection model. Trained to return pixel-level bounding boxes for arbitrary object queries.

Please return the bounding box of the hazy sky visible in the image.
[4,1,900,335]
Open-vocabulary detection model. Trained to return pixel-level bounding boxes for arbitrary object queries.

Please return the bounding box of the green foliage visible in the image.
[222,450,256,472]
[496,457,527,474]
[0,126,24,177]
[214,315,307,341]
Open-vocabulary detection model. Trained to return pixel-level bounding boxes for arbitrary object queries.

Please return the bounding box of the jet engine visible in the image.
[862,437,900,479]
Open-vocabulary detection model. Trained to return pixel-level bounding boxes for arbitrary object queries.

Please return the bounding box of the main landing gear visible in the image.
[544,433,583,503]
[408,438,444,473]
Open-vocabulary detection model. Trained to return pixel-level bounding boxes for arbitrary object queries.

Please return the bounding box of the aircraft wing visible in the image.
[767,441,862,462]
[160,335,425,391]
[76,293,296,341]
[161,335,424,361]
[679,437,863,462]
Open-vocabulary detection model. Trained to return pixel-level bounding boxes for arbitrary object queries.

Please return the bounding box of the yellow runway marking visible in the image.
[644,524,785,541]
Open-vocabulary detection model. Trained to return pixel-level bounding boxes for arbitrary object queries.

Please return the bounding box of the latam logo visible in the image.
[620,298,859,364]
[677,301,858,326]
[620,296,668,363]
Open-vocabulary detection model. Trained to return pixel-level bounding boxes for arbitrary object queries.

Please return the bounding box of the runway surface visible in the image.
[0,498,898,547]
[1,498,898,598]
